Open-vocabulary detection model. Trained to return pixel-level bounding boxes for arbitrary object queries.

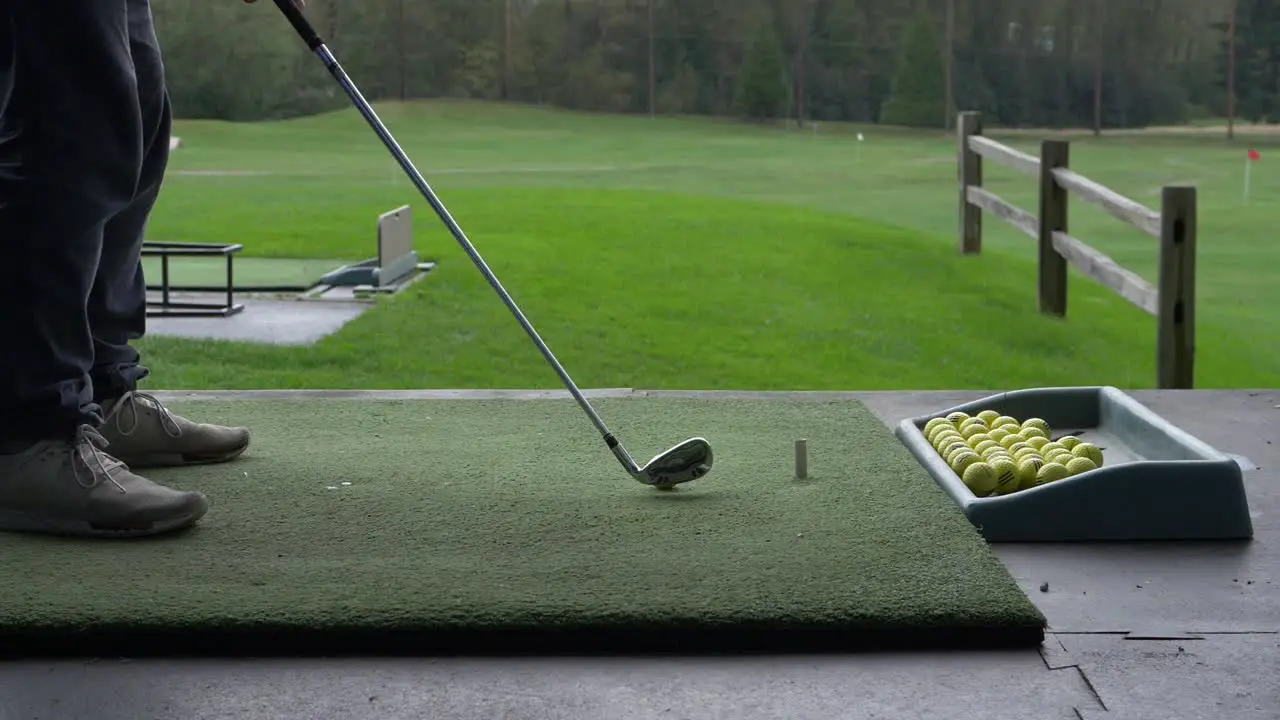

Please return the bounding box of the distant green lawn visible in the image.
[137,100,1280,390]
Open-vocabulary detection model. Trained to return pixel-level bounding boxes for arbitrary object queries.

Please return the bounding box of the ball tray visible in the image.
[894,386,1254,542]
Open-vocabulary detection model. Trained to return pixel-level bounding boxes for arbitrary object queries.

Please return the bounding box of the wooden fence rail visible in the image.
[956,111,1197,390]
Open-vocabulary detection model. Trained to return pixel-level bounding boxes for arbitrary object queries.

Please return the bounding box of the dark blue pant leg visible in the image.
[0,0,146,443]
[90,0,172,405]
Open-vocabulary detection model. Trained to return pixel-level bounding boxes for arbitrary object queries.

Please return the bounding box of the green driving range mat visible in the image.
[0,397,1045,656]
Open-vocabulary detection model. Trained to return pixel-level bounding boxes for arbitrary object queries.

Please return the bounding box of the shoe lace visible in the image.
[70,425,128,492]
[111,391,183,440]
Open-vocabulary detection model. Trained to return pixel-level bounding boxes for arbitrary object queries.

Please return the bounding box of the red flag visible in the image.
[1248,149,1261,161]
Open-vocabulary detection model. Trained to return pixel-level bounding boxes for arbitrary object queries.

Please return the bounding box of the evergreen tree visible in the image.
[735,23,789,120]
[879,10,947,128]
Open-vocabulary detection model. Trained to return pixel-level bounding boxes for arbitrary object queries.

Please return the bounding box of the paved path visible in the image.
[1,389,1276,720]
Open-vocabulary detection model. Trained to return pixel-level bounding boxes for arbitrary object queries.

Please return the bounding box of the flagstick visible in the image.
[1245,158,1252,202]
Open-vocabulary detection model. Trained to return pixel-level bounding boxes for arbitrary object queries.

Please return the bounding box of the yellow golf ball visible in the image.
[951,451,982,476]
[931,423,960,441]
[989,457,1021,495]
[1013,448,1041,463]
[1021,426,1048,441]
[1045,450,1073,466]
[934,426,961,442]
[931,422,962,440]
[1039,441,1066,455]
[1026,436,1050,450]
[929,420,957,438]
[1017,456,1045,487]
[1058,435,1082,450]
[992,415,1020,430]
[1066,457,1098,475]
[976,410,1002,426]
[987,453,1014,467]
[1036,462,1070,485]
[945,443,974,464]
[1021,417,1051,436]
[945,411,970,426]
[962,461,999,496]
[1013,458,1040,489]
[1072,443,1104,466]
[938,443,964,461]
[973,440,1002,456]
[966,432,994,448]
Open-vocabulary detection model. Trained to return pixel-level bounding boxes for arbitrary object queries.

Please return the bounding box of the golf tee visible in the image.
[795,439,808,479]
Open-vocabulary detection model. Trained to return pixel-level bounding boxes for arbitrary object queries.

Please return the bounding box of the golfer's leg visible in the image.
[93,0,252,469]
[89,0,169,404]
[0,0,210,538]
[0,0,143,445]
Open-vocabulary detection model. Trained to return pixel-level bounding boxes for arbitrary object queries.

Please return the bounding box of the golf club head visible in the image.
[637,437,713,487]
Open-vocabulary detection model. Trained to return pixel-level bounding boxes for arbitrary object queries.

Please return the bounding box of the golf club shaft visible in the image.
[269,0,641,475]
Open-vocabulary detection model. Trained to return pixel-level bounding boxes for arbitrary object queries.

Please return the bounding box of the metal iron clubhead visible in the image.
[636,437,713,487]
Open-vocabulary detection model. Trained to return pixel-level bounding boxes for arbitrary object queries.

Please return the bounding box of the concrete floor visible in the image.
[144,295,371,346]
[143,263,433,346]
[1,389,1276,720]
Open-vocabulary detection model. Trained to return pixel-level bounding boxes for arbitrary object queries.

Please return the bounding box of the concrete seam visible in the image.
[1074,665,1109,712]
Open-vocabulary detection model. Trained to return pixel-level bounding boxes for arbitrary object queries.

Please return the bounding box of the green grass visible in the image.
[139,100,1280,390]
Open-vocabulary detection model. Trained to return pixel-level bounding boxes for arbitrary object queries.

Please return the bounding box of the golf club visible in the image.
[268,0,712,488]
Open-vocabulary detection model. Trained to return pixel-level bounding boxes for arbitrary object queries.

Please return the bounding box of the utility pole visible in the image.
[648,0,655,118]
[944,0,955,131]
[1227,0,1237,140]
[396,0,407,100]
[325,0,338,42]
[1093,0,1103,136]
[502,0,512,100]
[797,0,809,128]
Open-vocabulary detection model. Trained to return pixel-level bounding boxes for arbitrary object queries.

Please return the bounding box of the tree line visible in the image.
[153,0,1279,129]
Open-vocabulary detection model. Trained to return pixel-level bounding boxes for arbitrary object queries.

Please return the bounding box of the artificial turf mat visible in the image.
[0,397,1045,656]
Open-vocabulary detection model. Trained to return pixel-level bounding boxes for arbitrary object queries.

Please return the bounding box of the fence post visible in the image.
[1157,186,1197,389]
[1037,140,1070,317]
[958,111,982,254]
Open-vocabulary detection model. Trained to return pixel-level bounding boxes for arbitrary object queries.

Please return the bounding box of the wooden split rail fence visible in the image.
[956,111,1197,390]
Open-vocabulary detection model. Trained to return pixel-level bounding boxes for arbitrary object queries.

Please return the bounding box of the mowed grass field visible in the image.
[137,100,1280,390]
